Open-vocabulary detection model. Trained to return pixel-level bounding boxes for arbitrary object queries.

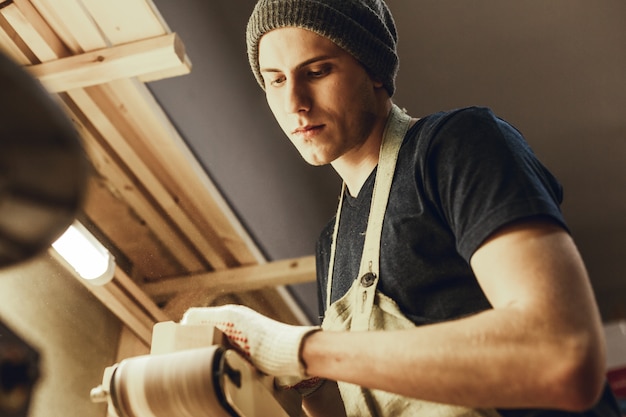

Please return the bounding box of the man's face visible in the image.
[258,27,385,166]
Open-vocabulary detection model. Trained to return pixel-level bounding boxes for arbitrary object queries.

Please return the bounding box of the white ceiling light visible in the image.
[52,221,115,285]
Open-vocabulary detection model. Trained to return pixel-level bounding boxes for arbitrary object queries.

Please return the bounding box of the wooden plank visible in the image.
[102,78,264,267]
[144,255,317,297]
[114,265,170,322]
[87,286,152,344]
[79,0,166,44]
[73,85,231,270]
[29,0,105,53]
[0,13,33,64]
[14,0,232,271]
[82,176,190,280]
[50,250,154,344]
[28,0,257,269]
[34,0,192,82]
[138,51,192,83]
[104,281,157,331]
[162,285,312,325]
[1,0,70,62]
[59,92,209,272]
[4,0,308,326]
[61,0,256,267]
[27,32,188,92]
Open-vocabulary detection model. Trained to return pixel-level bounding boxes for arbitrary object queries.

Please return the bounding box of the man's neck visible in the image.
[331,145,380,197]
[331,100,392,197]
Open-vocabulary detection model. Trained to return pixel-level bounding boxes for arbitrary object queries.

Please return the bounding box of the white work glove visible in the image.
[181,304,320,379]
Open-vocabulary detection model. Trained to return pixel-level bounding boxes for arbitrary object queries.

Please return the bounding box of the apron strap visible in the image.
[326,104,412,331]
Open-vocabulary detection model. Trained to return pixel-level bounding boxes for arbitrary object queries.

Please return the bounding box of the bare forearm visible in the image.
[302,307,605,411]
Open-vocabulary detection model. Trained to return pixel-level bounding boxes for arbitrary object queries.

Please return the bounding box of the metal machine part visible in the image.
[91,323,302,417]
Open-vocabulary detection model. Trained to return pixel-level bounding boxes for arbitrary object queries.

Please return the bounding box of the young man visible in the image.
[182,1,620,416]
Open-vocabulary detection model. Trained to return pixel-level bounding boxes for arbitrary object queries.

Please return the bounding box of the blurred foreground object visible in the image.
[0,51,87,268]
[0,50,87,416]
[91,322,302,417]
[0,321,39,417]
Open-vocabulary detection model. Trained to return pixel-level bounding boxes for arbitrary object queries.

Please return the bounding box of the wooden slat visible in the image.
[6,0,240,271]
[102,78,264,267]
[60,93,208,272]
[29,0,103,53]
[62,0,259,268]
[81,176,188,280]
[79,0,166,44]
[27,33,189,92]
[2,0,310,327]
[113,264,170,323]
[1,0,69,62]
[35,0,262,269]
[138,52,192,83]
[0,13,33,64]
[104,282,156,330]
[33,0,193,81]
[71,85,230,270]
[50,250,154,344]
[144,255,317,297]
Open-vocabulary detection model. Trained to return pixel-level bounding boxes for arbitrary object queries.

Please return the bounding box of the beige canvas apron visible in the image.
[320,105,502,417]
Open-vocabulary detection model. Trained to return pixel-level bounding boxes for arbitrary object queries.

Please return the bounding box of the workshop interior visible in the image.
[0,1,625,416]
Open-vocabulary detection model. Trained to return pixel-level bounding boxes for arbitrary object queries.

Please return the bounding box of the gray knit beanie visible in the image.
[246,0,399,96]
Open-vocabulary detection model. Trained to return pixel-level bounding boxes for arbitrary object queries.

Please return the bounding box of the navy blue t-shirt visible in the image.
[315,107,620,416]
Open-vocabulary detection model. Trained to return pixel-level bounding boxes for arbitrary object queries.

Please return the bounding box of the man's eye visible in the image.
[269,75,286,87]
[308,66,330,78]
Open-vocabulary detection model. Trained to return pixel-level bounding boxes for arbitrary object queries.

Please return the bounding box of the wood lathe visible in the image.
[90,321,302,417]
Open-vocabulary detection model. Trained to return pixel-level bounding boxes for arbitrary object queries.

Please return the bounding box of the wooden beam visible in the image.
[143,255,317,297]
[51,250,153,344]
[0,13,33,64]
[0,0,70,62]
[9,0,241,272]
[28,0,105,53]
[2,0,309,326]
[50,249,170,345]
[113,265,170,323]
[70,85,229,270]
[28,0,260,270]
[27,33,189,92]
[79,0,166,45]
[59,93,209,272]
[100,78,264,267]
[33,0,192,81]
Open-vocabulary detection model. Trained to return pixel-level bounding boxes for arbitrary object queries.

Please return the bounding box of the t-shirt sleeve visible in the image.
[420,107,567,261]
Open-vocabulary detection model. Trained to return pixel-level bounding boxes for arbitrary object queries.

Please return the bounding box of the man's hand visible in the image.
[181,304,320,378]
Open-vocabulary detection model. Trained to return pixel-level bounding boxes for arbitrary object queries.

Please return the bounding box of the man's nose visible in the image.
[285,80,311,113]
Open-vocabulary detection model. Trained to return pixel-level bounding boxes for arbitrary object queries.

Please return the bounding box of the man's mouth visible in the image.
[292,125,324,137]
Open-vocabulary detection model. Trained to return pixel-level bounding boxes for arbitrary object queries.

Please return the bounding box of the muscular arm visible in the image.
[301,219,606,411]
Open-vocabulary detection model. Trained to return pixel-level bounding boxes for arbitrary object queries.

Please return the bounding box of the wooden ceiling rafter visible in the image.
[26,32,188,93]
[145,255,317,300]
[60,92,209,271]
[0,0,314,337]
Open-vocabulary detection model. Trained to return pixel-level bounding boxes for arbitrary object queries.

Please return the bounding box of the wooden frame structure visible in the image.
[0,0,315,352]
